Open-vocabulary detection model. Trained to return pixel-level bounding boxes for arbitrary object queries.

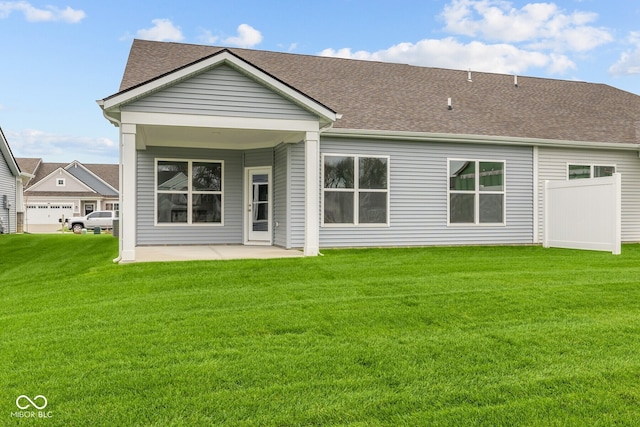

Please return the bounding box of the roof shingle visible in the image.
[114,39,640,145]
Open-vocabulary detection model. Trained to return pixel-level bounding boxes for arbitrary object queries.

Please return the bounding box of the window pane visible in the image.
[594,165,615,178]
[324,156,354,189]
[568,164,590,180]
[158,193,187,223]
[450,193,474,223]
[192,194,222,223]
[192,162,222,191]
[158,161,188,191]
[450,161,475,190]
[479,194,504,223]
[479,162,503,191]
[359,157,387,189]
[359,192,387,223]
[324,191,354,223]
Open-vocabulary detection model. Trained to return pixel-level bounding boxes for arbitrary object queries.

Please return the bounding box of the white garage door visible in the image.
[26,203,74,225]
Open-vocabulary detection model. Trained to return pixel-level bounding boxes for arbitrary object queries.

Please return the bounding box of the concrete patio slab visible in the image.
[131,245,304,263]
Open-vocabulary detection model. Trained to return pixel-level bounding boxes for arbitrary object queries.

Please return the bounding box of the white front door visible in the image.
[245,167,272,244]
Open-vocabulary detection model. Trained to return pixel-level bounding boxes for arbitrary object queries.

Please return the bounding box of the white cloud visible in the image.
[136,19,184,42]
[319,0,614,77]
[0,1,85,23]
[197,29,219,45]
[320,37,575,75]
[6,129,117,163]
[222,24,263,48]
[609,32,640,76]
[441,0,612,52]
[197,24,263,47]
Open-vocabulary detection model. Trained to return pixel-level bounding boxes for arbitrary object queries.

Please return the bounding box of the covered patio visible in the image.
[131,244,304,263]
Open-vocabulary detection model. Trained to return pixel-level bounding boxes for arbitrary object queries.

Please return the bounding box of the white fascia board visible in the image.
[324,128,640,151]
[0,130,20,177]
[27,168,95,193]
[103,50,337,124]
[121,111,321,133]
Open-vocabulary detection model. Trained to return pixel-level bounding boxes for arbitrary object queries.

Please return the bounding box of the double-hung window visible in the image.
[323,155,389,225]
[156,159,223,225]
[568,164,615,180]
[448,160,505,225]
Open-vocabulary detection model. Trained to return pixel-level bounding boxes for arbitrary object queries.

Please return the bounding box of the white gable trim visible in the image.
[102,50,337,124]
[0,128,20,177]
[26,167,95,193]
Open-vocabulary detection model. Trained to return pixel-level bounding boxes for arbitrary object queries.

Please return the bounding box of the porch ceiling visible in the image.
[138,124,305,150]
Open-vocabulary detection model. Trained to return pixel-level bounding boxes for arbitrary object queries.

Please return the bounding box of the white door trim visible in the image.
[244,167,272,245]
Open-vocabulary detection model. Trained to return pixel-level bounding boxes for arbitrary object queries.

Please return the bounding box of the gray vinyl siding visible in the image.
[136,146,243,245]
[122,64,316,121]
[317,138,534,248]
[243,148,273,168]
[273,144,288,248]
[67,167,118,196]
[0,156,17,233]
[289,142,307,248]
[537,146,640,242]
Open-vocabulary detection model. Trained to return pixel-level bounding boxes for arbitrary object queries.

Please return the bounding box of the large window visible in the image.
[323,155,389,225]
[156,159,223,225]
[568,164,615,180]
[449,160,505,225]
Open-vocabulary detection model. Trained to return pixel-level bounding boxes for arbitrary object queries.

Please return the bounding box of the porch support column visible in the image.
[120,123,137,262]
[304,130,320,256]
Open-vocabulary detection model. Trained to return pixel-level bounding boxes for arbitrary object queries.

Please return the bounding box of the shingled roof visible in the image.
[16,158,119,193]
[114,39,640,146]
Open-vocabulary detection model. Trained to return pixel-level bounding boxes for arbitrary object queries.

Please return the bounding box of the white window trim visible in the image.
[321,153,390,227]
[447,158,507,226]
[566,163,616,180]
[154,158,224,226]
[56,178,65,186]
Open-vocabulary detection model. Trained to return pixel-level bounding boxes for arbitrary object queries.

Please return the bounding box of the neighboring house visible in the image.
[16,158,119,233]
[98,39,640,261]
[0,128,23,234]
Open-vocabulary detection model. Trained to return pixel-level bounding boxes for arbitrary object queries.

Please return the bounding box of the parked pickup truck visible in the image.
[68,210,117,234]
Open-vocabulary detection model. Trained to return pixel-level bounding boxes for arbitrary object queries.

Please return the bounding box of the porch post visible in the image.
[304,131,320,256]
[120,123,137,262]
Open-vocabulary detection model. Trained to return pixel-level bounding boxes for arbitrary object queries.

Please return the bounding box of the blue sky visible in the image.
[1,0,639,164]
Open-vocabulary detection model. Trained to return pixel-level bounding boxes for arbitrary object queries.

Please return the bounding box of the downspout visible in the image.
[314,116,341,257]
[100,104,123,263]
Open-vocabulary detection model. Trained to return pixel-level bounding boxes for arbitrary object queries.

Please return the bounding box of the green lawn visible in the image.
[1,234,640,426]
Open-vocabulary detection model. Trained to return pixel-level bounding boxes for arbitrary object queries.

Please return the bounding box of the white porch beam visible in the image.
[121,111,320,133]
[304,130,320,256]
[120,123,137,262]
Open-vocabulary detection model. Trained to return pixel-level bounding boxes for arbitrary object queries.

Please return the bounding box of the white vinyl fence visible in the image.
[543,173,621,255]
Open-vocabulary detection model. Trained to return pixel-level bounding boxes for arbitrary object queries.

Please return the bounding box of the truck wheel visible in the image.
[72,224,83,234]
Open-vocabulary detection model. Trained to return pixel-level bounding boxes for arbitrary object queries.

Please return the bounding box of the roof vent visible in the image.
[467,69,473,82]
[514,75,518,87]
[448,97,453,110]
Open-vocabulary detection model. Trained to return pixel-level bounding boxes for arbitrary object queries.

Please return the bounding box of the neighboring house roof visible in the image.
[0,127,21,177]
[15,158,119,196]
[65,161,119,195]
[15,157,41,177]
[111,39,640,146]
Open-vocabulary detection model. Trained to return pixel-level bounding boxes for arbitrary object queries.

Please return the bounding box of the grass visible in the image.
[1,234,640,426]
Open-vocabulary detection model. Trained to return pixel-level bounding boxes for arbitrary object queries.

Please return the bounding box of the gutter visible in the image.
[324,128,640,152]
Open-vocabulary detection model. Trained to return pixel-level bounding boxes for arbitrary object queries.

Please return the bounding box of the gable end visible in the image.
[121,63,317,122]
